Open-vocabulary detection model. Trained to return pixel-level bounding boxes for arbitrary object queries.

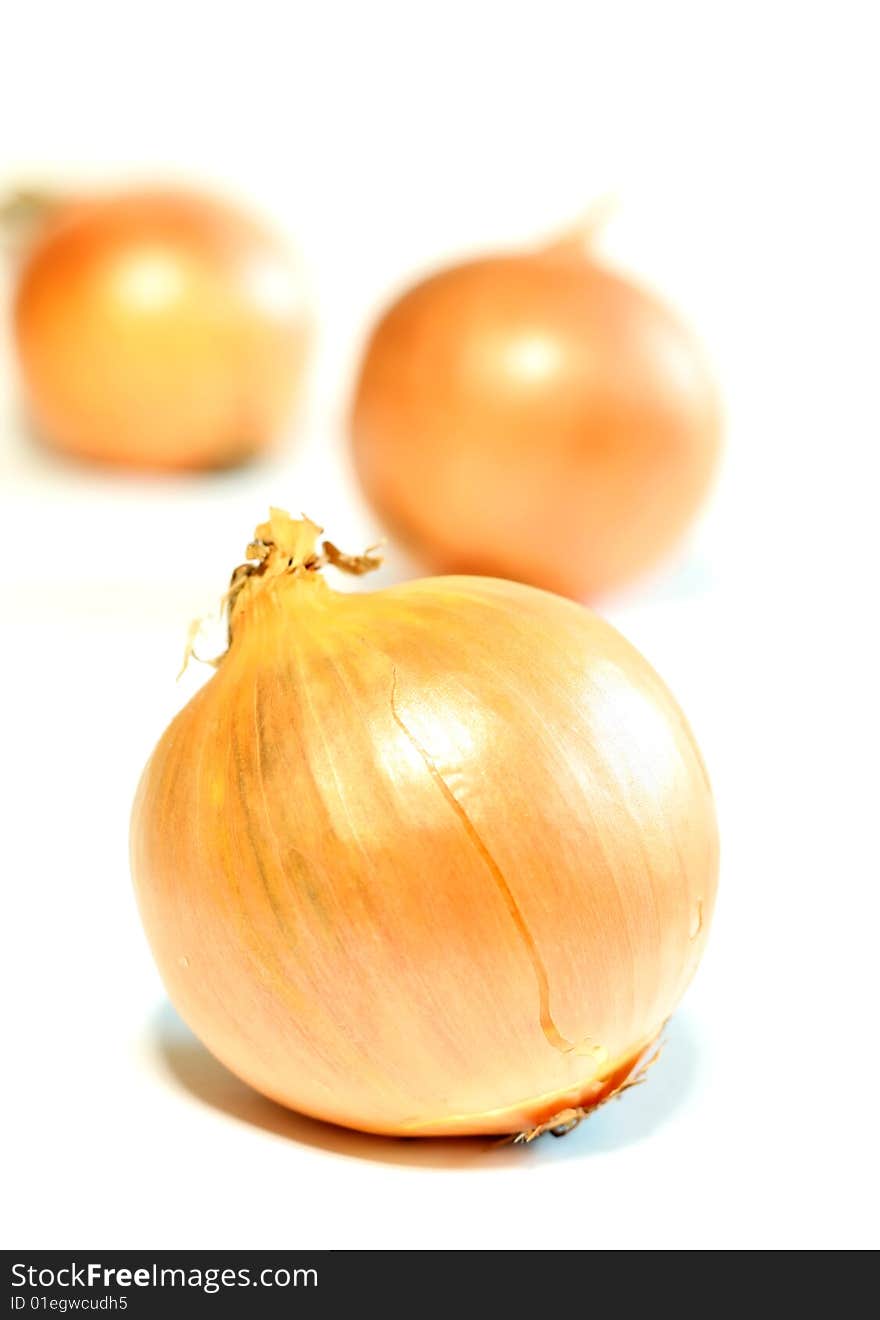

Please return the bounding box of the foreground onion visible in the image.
[351,229,721,599]
[13,188,309,470]
[131,510,718,1138]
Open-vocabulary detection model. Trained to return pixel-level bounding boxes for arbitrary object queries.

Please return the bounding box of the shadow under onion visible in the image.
[147,1000,703,1168]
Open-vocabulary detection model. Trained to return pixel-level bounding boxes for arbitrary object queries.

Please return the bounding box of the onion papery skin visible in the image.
[13,189,309,470]
[131,524,718,1137]
[351,246,721,599]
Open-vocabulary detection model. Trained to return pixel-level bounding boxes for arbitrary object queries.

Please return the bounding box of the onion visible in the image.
[12,188,309,470]
[131,510,718,1138]
[351,229,721,599]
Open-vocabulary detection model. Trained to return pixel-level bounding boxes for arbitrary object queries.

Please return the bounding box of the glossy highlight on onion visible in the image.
[351,230,721,599]
[12,188,309,470]
[131,510,718,1138]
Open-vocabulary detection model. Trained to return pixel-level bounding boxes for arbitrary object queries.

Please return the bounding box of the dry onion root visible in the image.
[510,1039,664,1143]
[131,510,718,1139]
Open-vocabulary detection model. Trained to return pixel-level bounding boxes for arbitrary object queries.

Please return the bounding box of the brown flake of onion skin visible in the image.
[131,511,718,1138]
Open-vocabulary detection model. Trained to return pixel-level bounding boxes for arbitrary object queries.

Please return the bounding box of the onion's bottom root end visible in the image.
[508,1040,664,1145]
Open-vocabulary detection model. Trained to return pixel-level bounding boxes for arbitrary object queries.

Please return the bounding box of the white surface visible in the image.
[1,1,878,1250]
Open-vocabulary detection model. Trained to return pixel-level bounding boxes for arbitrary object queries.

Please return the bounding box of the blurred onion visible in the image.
[351,230,721,598]
[12,187,309,470]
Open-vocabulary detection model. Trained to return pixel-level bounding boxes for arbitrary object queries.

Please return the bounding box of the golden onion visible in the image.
[131,510,718,1138]
[13,188,309,471]
[351,230,721,599]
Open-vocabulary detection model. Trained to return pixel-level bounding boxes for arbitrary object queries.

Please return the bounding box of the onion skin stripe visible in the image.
[390,668,600,1062]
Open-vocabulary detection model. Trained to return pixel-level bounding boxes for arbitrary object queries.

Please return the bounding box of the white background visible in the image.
[1,1,878,1250]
